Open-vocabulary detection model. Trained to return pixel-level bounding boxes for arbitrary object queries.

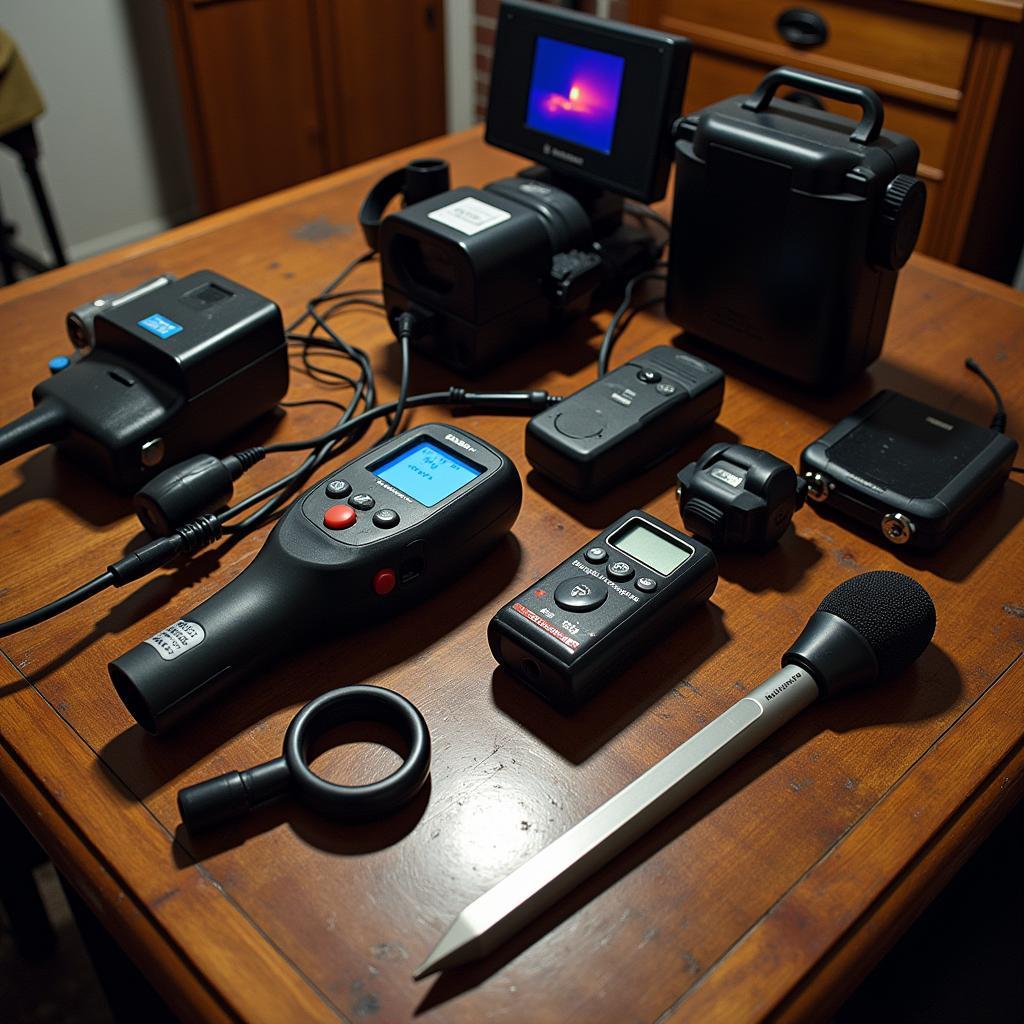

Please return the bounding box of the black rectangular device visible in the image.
[525,346,724,498]
[20,271,288,488]
[800,390,1018,550]
[486,0,690,203]
[668,67,926,390]
[489,509,717,710]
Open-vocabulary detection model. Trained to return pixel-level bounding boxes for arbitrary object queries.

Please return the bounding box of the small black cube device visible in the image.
[1,271,288,489]
[800,390,1018,550]
[110,424,522,733]
[376,1,690,374]
[668,67,926,389]
[525,346,724,498]
[676,442,806,551]
[489,509,717,710]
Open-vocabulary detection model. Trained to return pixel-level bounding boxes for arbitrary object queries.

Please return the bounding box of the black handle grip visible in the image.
[742,67,884,144]
[178,758,290,832]
[776,7,829,48]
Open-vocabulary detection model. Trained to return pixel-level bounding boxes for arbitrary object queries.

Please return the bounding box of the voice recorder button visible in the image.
[637,369,661,384]
[607,561,634,581]
[656,382,677,396]
[585,546,608,564]
[554,409,605,439]
[326,479,352,499]
[636,577,657,592]
[373,509,400,529]
[349,493,375,511]
[554,577,608,612]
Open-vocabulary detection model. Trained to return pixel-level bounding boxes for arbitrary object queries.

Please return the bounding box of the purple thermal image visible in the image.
[525,36,625,155]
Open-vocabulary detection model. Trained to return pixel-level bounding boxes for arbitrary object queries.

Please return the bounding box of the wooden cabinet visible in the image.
[631,0,1023,267]
[166,0,446,212]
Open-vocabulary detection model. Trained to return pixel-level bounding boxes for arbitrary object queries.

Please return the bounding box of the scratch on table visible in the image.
[292,217,352,242]
[1002,603,1024,618]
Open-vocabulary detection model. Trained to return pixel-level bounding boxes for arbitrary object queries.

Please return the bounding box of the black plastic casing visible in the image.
[485,1,691,203]
[488,509,717,710]
[676,442,803,551]
[668,74,922,389]
[525,346,724,497]
[380,181,593,375]
[31,271,288,489]
[800,390,1018,550]
[109,424,522,733]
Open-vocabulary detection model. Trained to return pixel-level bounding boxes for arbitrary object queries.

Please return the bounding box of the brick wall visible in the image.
[474,0,631,122]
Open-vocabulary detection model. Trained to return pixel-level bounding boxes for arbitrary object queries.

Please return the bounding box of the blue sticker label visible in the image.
[138,314,183,339]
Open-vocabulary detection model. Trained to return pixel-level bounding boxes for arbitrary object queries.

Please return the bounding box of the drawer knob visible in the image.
[776,7,829,49]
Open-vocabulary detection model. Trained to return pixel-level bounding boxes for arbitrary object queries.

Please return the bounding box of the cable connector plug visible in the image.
[108,514,223,586]
[446,387,561,413]
[134,449,265,537]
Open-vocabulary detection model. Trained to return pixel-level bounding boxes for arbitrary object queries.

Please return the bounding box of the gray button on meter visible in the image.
[636,577,658,592]
[585,546,608,564]
[554,577,608,612]
[326,479,352,499]
[607,561,634,581]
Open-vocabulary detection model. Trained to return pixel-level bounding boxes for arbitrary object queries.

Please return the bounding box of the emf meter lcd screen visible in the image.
[609,520,693,575]
[372,441,483,507]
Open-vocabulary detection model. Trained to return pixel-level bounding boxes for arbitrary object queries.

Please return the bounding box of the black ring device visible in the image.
[109,424,522,734]
[177,685,431,832]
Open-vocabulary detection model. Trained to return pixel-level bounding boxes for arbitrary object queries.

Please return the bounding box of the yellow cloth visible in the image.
[0,27,45,137]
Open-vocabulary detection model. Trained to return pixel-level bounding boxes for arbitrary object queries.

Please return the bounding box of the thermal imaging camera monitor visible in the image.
[486,1,690,202]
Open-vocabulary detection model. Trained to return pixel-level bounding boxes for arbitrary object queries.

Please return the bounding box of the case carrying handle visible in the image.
[741,67,884,145]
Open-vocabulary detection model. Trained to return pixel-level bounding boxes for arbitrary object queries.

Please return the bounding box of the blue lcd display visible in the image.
[373,441,482,507]
[525,36,625,155]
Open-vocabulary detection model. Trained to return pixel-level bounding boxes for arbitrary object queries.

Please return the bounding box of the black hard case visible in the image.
[667,69,921,390]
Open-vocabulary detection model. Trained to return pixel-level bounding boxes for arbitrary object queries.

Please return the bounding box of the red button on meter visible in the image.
[324,505,357,530]
[373,568,397,595]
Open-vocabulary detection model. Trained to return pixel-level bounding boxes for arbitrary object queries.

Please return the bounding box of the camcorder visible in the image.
[362,0,690,375]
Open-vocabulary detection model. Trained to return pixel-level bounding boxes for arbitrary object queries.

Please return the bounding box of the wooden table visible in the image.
[1,127,1021,1024]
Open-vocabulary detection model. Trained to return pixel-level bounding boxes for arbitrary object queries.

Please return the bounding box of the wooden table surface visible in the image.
[1,127,1022,1024]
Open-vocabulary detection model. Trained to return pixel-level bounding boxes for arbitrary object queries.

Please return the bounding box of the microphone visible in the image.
[414,570,936,978]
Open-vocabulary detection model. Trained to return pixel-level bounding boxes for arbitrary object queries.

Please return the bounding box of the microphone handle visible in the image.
[421,665,821,973]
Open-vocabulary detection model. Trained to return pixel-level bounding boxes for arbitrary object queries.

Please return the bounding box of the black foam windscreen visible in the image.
[817,570,935,679]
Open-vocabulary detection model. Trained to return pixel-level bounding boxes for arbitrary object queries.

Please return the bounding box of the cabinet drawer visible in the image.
[656,0,974,101]
[684,50,954,182]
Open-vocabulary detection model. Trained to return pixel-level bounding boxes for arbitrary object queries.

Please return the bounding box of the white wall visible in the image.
[0,0,197,263]
[444,0,475,133]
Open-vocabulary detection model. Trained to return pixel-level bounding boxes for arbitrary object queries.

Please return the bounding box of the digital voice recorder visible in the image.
[110,424,522,733]
[525,346,724,498]
[489,509,717,710]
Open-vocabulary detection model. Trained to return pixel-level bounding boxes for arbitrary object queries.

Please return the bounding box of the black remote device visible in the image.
[110,424,522,733]
[525,346,724,498]
[488,509,718,710]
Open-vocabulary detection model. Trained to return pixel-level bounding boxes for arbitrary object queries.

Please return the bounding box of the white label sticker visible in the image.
[427,196,511,236]
[143,619,206,661]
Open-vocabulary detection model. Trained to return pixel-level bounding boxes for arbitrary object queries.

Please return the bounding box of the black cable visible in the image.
[1011,466,1023,474]
[0,571,115,638]
[965,357,1007,433]
[0,514,224,638]
[597,266,668,376]
[382,314,414,443]
[623,201,671,235]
